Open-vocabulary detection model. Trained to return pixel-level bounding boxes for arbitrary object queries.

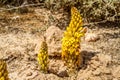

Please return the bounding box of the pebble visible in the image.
[26,72,32,76]
[85,33,100,42]
[45,26,63,56]
[92,68,101,76]
[57,69,68,77]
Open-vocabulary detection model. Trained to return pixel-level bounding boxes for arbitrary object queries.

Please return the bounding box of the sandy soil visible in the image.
[0,8,120,80]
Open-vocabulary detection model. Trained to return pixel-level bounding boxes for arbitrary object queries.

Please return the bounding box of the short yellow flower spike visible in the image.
[37,39,48,73]
[0,59,9,80]
[62,7,87,69]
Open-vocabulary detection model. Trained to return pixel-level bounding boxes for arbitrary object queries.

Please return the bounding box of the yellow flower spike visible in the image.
[62,7,87,70]
[0,59,9,80]
[37,37,49,73]
[0,77,4,80]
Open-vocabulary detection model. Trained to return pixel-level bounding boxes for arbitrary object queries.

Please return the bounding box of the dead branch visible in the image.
[0,3,44,12]
[83,20,107,26]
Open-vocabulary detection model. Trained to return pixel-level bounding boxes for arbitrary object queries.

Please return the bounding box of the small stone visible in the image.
[11,16,20,20]
[92,68,101,76]
[91,56,99,61]
[45,26,63,56]
[85,33,100,42]
[90,64,96,69]
[26,72,32,76]
[57,69,68,77]
[103,69,111,74]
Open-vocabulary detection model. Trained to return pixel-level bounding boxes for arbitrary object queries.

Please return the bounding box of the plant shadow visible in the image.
[79,50,99,70]
[47,50,100,77]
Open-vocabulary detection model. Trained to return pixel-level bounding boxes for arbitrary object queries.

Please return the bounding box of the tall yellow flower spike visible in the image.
[62,7,87,70]
[0,59,9,80]
[37,37,49,73]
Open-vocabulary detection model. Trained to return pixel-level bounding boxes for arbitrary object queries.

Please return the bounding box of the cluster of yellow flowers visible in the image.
[37,7,86,73]
[0,59,9,80]
[37,39,49,73]
[62,7,86,69]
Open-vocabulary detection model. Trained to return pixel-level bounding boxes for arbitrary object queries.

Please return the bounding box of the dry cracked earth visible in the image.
[0,8,120,80]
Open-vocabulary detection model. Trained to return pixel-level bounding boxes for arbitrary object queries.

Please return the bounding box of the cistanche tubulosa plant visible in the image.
[62,7,87,70]
[0,59,9,80]
[37,37,49,73]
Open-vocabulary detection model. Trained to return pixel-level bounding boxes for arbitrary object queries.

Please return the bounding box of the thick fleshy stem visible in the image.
[62,7,87,70]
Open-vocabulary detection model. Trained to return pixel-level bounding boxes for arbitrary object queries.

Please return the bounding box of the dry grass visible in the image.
[0,0,120,23]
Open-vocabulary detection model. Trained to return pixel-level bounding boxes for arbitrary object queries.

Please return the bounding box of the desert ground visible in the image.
[0,8,120,80]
